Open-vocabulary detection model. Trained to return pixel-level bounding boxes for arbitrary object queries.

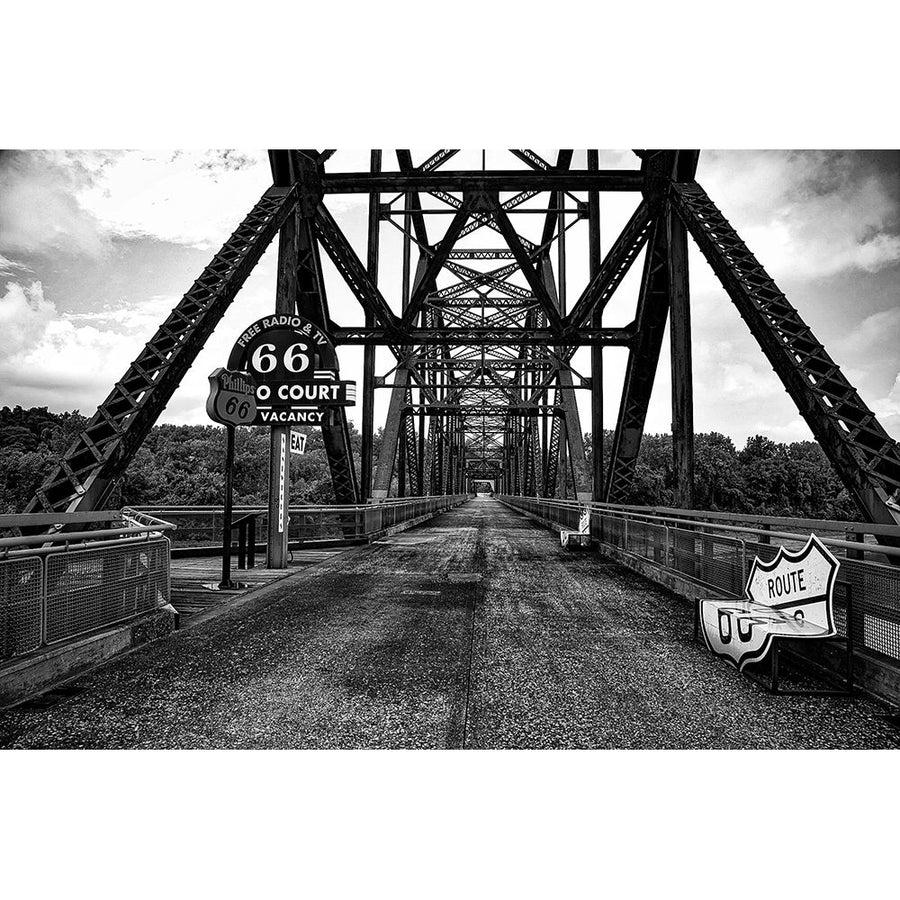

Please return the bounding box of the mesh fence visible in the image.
[841,558,900,661]
[44,539,170,644]
[502,495,900,672]
[140,497,468,549]
[0,556,43,660]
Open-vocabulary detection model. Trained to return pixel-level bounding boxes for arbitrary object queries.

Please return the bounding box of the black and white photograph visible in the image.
[3,4,897,898]
[3,145,900,750]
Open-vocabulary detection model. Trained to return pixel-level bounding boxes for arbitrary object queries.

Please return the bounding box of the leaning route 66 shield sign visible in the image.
[206,367,257,427]
[699,533,840,670]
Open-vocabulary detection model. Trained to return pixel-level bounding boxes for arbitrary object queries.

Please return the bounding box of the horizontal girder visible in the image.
[323,170,643,194]
[332,327,633,345]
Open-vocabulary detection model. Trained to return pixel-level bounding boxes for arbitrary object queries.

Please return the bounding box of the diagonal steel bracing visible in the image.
[27,186,298,515]
[672,181,900,526]
[26,150,900,538]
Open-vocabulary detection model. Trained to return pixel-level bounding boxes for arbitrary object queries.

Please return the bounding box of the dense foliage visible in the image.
[584,430,856,520]
[0,406,857,520]
[0,406,375,513]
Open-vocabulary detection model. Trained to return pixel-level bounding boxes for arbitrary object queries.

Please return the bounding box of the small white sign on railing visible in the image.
[579,505,590,534]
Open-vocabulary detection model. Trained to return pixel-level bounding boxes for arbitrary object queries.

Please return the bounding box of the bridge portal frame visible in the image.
[23,149,900,540]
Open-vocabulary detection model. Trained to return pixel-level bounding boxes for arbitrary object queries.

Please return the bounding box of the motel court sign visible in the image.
[227,314,356,425]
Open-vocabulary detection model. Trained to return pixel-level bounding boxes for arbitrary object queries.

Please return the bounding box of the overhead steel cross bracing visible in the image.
[26,149,900,541]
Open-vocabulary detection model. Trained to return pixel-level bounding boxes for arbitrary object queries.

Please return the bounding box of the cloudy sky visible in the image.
[1,149,898,447]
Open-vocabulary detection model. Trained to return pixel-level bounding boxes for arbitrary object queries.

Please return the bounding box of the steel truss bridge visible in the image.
[25,150,900,535]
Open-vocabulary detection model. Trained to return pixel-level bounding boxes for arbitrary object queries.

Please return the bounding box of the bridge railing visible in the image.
[134,495,469,552]
[0,498,468,667]
[0,510,175,664]
[499,495,900,696]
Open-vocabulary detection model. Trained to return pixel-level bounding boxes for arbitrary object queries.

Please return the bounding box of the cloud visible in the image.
[0,150,271,259]
[0,281,58,356]
[699,150,900,281]
[0,253,32,275]
[0,279,144,407]
[0,154,112,258]
[835,306,900,361]
[873,372,900,441]
[65,294,181,334]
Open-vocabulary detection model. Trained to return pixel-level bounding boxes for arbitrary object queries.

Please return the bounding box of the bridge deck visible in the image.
[169,549,349,621]
[1,499,898,749]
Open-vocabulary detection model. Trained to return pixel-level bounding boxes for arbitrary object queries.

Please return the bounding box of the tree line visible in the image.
[0,405,857,520]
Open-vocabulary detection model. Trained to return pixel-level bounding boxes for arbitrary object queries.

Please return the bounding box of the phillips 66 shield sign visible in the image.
[699,533,840,670]
[227,314,356,425]
[206,368,257,427]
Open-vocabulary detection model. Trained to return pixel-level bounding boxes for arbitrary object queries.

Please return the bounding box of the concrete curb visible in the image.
[0,605,178,710]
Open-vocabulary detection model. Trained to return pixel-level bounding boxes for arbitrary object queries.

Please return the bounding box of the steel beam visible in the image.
[668,205,695,508]
[563,198,658,332]
[588,149,604,501]
[361,150,381,500]
[332,327,633,346]
[323,170,643,194]
[371,368,411,500]
[672,181,900,527]
[27,186,298,515]
[605,217,670,504]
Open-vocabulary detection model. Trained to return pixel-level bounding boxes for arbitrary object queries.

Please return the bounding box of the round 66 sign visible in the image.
[227,314,356,425]
[206,368,257,427]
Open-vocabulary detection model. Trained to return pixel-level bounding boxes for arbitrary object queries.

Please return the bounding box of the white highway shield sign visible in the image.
[699,533,840,670]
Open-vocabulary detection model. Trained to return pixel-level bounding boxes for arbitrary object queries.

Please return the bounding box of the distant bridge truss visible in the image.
[26,150,900,531]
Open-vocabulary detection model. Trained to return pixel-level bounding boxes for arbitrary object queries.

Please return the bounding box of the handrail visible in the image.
[0,532,167,560]
[500,496,900,561]
[0,510,126,529]
[586,499,900,538]
[589,505,900,561]
[121,507,177,529]
[0,522,176,551]
[506,496,900,538]
[133,496,466,515]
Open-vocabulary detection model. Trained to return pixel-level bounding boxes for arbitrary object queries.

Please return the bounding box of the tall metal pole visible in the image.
[266,209,298,568]
[397,411,407,497]
[668,205,695,507]
[556,193,568,500]
[361,149,381,500]
[588,150,604,501]
[219,425,236,589]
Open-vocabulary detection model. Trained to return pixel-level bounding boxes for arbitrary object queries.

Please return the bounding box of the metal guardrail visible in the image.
[1,513,173,663]
[135,496,469,550]
[500,495,900,677]
[1,498,468,666]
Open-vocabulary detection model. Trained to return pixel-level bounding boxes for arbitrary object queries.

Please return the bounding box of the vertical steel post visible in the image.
[361,149,381,500]
[219,425,235,589]
[397,411,407,497]
[267,209,298,568]
[668,205,695,508]
[588,150,604,501]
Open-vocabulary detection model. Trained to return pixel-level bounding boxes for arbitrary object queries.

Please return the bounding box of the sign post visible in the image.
[220,425,236,589]
[227,313,356,569]
[206,368,257,589]
[268,426,290,568]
